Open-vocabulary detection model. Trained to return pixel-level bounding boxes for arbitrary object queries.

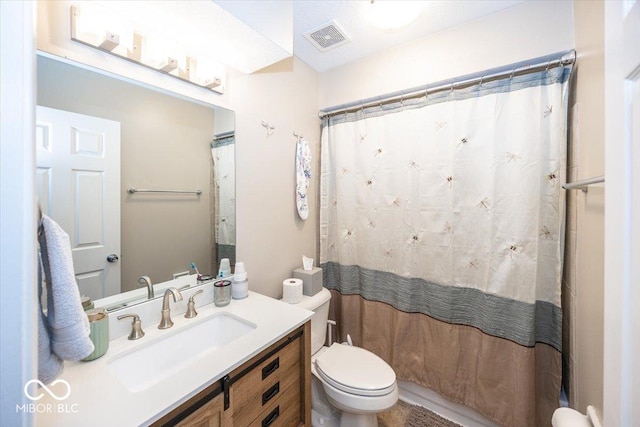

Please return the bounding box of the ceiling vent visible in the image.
[304,21,350,52]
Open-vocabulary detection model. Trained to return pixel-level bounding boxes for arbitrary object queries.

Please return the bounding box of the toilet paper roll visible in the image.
[282,278,303,304]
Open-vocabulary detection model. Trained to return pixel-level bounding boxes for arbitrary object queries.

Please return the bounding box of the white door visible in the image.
[36,106,121,300]
[604,1,640,425]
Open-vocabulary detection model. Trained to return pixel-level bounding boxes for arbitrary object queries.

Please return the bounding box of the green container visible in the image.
[82,308,109,361]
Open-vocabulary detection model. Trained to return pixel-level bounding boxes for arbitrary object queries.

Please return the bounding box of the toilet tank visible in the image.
[296,288,331,354]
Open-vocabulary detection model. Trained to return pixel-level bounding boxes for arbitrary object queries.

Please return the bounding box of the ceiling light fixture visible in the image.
[367,0,423,32]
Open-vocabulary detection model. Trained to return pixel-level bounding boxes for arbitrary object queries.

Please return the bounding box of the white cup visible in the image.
[218,258,231,277]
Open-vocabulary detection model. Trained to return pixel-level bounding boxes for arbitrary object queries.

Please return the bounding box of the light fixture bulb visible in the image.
[368,0,423,31]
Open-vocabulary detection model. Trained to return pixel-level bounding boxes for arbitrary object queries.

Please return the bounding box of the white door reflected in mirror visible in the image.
[36,106,121,300]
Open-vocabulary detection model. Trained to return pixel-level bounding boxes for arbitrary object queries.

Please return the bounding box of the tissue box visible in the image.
[293,267,323,296]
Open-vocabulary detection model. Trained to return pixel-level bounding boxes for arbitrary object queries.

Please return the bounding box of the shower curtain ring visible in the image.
[479,76,484,87]
[510,68,516,80]
[546,59,552,72]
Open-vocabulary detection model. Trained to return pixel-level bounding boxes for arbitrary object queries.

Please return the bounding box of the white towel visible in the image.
[37,252,63,384]
[38,215,94,361]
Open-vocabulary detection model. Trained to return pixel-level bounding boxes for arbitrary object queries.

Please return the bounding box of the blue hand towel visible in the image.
[38,215,94,361]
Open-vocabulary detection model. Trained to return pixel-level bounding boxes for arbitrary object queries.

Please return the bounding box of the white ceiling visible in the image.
[95,1,527,75]
[293,0,525,72]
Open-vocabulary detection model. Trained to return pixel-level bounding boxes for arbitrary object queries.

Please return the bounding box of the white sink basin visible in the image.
[107,312,256,392]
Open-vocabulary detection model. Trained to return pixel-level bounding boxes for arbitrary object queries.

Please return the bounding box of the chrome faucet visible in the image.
[138,275,154,299]
[185,289,204,319]
[158,287,183,329]
[117,313,145,340]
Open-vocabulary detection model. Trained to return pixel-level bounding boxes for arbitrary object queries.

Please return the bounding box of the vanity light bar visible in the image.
[69,5,225,94]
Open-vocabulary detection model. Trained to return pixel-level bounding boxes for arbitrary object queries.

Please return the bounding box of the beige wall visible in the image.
[231,58,320,297]
[564,0,605,414]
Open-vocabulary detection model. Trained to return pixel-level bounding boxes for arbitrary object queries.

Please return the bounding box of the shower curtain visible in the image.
[320,65,570,427]
[211,134,236,266]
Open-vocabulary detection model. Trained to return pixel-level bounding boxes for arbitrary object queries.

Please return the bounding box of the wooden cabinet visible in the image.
[175,393,225,427]
[151,322,310,427]
[230,328,301,426]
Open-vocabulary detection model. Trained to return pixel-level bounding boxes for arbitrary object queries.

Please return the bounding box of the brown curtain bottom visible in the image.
[328,291,561,427]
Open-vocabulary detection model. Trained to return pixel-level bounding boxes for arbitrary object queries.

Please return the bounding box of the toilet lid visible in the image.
[314,343,396,397]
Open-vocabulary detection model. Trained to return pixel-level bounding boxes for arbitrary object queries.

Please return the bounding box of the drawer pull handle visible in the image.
[262,382,280,405]
[262,357,280,380]
[262,406,279,427]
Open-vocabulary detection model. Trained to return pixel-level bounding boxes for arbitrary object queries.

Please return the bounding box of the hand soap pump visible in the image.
[232,262,249,299]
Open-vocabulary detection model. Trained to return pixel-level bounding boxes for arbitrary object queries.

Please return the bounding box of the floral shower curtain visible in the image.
[320,65,571,427]
[211,134,236,266]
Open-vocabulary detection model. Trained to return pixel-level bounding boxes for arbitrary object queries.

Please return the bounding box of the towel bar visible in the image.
[127,188,202,195]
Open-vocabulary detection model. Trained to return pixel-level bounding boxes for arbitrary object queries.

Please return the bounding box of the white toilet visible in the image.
[296,288,399,427]
[552,406,602,427]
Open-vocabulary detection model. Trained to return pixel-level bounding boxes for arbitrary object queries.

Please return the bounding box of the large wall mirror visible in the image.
[36,54,235,307]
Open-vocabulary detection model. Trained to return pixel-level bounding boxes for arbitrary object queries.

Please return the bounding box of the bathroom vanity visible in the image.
[35,291,312,427]
[155,323,309,426]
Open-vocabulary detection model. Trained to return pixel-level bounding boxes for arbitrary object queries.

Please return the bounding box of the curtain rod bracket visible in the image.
[562,176,605,192]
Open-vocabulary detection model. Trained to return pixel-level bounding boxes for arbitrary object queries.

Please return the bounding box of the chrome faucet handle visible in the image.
[159,288,183,329]
[138,275,154,299]
[117,313,145,340]
[185,290,204,319]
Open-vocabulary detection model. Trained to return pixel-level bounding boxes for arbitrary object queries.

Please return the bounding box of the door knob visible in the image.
[107,254,119,263]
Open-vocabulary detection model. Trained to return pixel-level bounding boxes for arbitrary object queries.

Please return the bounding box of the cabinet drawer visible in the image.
[232,337,301,426]
[248,379,301,427]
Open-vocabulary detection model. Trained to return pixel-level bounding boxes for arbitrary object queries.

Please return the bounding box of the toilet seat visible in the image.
[314,343,396,397]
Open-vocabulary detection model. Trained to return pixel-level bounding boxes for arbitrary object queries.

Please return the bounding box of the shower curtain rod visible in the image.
[319,50,576,119]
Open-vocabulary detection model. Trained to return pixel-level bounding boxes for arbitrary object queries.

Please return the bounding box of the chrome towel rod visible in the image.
[562,176,604,193]
[127,188,202,195]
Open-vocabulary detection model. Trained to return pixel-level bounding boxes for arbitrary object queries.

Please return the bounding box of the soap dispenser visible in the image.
[232,262,249,299]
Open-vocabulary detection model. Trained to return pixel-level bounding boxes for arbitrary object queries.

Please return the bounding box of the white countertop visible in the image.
[35,292,312,427]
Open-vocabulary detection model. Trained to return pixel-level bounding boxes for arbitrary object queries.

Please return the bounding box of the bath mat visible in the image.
[377,400,462,427]
[406,405,462,427]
